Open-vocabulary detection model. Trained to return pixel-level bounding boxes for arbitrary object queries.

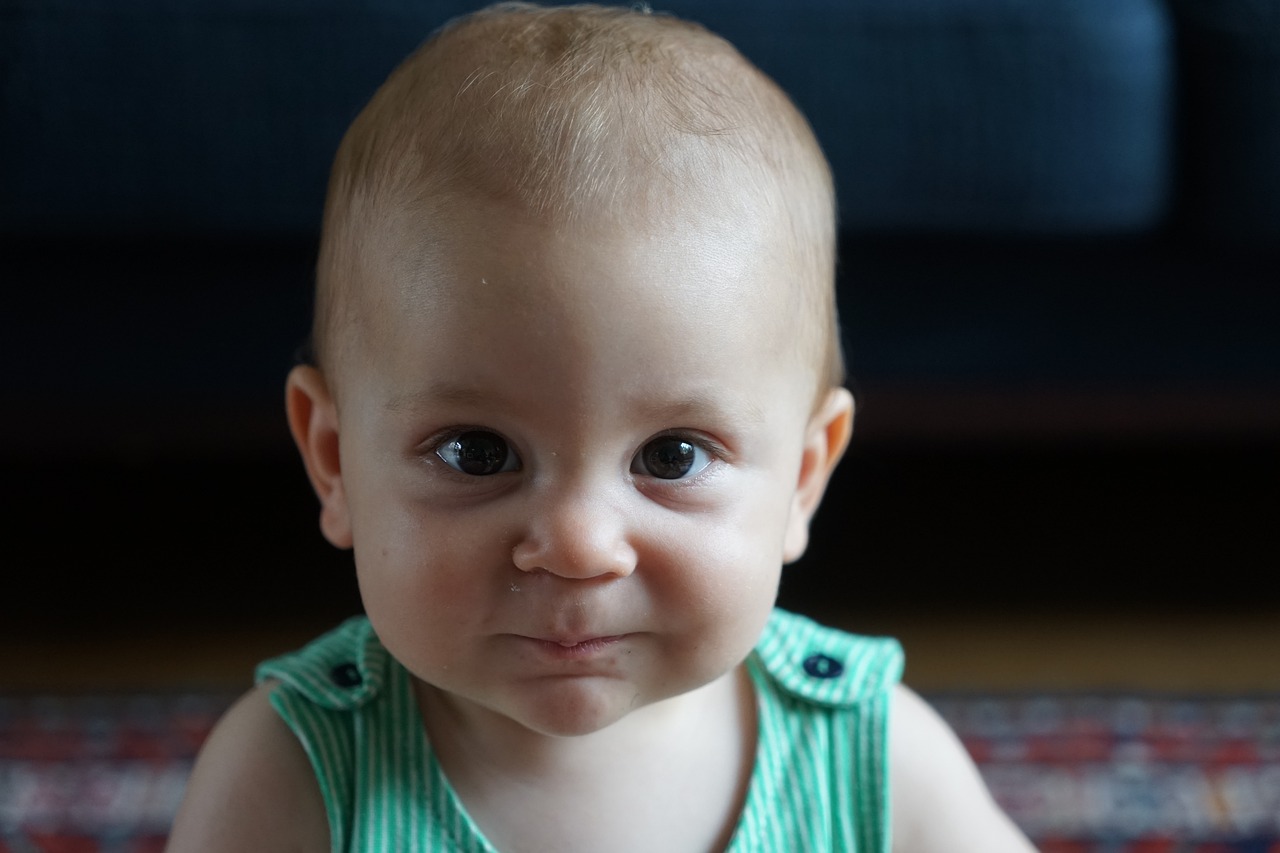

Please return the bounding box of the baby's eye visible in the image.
[632,435,712,481]
[436,430,520,476]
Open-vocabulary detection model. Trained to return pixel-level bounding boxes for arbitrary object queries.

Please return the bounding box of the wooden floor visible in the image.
[6,605,1280,695]
[834,605,1280,694]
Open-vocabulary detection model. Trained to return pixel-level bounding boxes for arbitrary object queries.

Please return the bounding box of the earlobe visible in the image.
[285,365,353,549]
[783,387,854,563]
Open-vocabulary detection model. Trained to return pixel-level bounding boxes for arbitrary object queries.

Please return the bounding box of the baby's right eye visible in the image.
[435,431,520,476]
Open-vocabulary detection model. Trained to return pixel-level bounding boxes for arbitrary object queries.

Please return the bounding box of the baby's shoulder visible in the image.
[888,685,1036,852]
[165,683,330,853]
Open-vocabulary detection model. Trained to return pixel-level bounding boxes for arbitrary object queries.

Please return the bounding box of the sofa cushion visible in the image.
[666,0,1177,234]
[0,0,481,236]
[2,0,1177,237]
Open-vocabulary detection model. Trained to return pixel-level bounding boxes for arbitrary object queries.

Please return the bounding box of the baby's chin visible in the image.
[499,679,662,739]
[412,651,748,741]
[517,666,747,740]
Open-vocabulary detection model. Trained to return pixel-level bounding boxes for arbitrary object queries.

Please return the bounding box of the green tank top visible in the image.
[257,608,903,852]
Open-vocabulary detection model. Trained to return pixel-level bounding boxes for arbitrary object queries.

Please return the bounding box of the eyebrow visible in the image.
[640,394,769,428]
[383,382,768,427]
[383,382,489,413]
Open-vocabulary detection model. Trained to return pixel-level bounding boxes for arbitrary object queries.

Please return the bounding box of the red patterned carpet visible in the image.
[2,692,1279,851]
[933,694,1280,852]
[0,693,231,853]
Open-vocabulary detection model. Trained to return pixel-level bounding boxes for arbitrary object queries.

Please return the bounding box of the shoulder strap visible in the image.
[754,609,903,708]
[732,609,903,853]
[256,616,388,710]
[255,616,390,852]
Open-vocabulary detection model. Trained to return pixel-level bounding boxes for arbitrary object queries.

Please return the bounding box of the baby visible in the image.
[169,3,1034,851]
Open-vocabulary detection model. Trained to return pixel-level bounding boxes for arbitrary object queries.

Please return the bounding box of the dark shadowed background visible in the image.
[2,0,1277,652]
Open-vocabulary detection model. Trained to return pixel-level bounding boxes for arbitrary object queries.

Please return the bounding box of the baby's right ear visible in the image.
[285,365,353,549]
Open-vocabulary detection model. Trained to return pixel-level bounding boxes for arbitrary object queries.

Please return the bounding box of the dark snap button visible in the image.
[330,663,363,688]
[803,653,844,679]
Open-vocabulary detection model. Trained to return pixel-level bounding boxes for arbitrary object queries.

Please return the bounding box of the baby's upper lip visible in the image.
[529,633,623,646]
[529,627,624,640]
[523,613,628,646]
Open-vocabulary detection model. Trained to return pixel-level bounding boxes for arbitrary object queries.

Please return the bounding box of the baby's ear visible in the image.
[285,365,353,549]
[783,387,854,563]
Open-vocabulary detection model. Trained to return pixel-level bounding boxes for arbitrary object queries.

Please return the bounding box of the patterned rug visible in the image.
[2,692,1279,851]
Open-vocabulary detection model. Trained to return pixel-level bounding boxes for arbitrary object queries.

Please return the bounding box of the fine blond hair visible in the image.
[314,2,842,391]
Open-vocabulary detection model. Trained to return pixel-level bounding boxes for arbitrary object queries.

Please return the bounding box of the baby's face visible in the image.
[330,197,825,737]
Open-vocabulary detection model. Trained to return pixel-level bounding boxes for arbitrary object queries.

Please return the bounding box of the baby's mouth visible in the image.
[538,632,622,646]
[522,634,628,658]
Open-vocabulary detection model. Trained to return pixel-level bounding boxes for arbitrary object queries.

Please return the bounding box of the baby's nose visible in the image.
[510,489,637,580]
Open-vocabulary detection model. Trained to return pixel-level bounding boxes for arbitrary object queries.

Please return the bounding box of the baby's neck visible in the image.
[415,666,757,853]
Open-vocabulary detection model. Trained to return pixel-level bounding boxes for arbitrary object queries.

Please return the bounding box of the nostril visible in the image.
[511,540,541,573]
[510,537,636,580]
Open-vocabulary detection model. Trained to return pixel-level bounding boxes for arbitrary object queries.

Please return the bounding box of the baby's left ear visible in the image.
[783,387,855,563]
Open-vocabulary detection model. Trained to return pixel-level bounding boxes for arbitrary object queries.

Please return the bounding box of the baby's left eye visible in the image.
[631,436,712,481]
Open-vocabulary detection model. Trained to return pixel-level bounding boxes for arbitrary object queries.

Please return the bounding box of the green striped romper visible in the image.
[257,608,904,852]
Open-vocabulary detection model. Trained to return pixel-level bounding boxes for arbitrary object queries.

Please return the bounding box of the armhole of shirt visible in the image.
[266,681,353,853]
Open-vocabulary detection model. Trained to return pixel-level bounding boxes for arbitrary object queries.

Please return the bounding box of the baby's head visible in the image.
[312,1,841,402]
[289,2,854,738]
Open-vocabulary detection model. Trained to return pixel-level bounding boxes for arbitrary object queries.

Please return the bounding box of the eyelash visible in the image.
[420,428,726,483]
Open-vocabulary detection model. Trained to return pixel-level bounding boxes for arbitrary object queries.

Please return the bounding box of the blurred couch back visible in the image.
[5,0,1279,240]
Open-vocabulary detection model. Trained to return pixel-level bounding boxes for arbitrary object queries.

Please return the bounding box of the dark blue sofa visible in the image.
[4,0,1277,627]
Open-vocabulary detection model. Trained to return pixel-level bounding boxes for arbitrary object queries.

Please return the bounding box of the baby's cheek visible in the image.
[678,522,781,620]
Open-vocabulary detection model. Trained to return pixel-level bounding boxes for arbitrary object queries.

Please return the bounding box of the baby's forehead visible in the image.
[389,189,787,294]
[348,207,820,405]
[359,191,801,334]
[331,188,831,418]
[317,3,838,387]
